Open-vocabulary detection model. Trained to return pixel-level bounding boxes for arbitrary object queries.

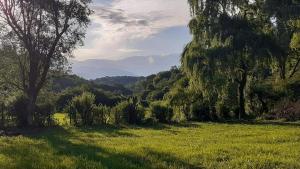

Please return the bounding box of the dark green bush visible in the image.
[57,86,122,112]
[35,102,55,127]
[65,92,95,126]
[113,98,144,125]
[150,101,173,123]
[189,101,211,121]
[7,94,29,127]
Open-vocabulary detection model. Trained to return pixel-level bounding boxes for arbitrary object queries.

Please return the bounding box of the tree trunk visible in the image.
[258,95,268,115]
[25,90,38,127]
[279,57,287,80]
[24,51,40,127]
[238,71,247,120]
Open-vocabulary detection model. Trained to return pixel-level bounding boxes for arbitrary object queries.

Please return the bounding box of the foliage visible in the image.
[133,67,182,102]
[0,0,92,126]
[181,0,300,121]
[93,76,145,88]
[6,94,29,127]
[35,102,55,127]
[113,98,144,125]
[93,105,111,125]
[150,101,173,123]
[189,100,211,121]
[65,92,95,126]
[271,100,300,121]
[56,84,123,112]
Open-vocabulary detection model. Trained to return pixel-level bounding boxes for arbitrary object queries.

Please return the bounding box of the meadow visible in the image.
[0,119,299,169]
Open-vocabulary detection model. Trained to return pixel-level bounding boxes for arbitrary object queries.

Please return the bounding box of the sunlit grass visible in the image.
[53,113,70,126]
[0,122,299,169]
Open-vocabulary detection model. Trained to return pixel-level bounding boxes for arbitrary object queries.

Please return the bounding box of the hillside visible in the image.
[93,76,145,87]
[49,74,133,96]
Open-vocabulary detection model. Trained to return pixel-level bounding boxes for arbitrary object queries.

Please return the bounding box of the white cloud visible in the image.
[118,48,143,53]
[74,0,190,61]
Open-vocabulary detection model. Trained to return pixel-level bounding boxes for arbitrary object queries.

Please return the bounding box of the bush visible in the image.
[93,105,111,125]
[143,117,158,126]
[35,102,55,127]
[271,99,300,121]
[189,101,211,121]
[56,86,122,112]
[113,98,144,125]
[65,92,95,126]
[150,101,173,123]
[216,101,232,119]
[7,94,29,127]
[171,107,187,123]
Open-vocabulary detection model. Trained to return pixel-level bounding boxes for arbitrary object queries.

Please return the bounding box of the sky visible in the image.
[73,0,192,61]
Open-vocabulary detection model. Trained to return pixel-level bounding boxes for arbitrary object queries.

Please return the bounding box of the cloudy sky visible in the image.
[73,0,192,61]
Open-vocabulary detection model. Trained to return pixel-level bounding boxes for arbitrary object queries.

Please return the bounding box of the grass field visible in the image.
[0,121,300,169]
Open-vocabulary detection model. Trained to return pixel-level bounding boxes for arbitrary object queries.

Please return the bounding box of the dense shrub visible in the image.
[65,92,95,126]
[171,107,187,123]
[56,89,81,111]
[7,94,29,127]
[269,99,300,121]
[35,102,55,127]
[189,101,211,121]
[113,98,143,125]
[249,80,300,121]
[216,101,233,120]
[150,101,173,123]
[57,86,122,112]
[93,105,111,125]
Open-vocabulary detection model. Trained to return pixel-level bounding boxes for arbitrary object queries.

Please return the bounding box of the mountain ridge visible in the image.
[71,54,180,79]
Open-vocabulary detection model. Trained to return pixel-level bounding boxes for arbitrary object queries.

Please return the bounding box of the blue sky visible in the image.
[74,0,192,61]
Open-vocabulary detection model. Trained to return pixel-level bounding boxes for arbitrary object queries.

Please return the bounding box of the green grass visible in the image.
[0,122,300,169]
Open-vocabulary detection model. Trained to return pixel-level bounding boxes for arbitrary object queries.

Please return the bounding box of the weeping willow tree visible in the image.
[262,0,300,80]
[183,0,279,118]
[289,19,300,79]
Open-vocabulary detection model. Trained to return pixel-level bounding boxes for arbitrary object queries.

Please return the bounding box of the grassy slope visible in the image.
[0,122,299,169]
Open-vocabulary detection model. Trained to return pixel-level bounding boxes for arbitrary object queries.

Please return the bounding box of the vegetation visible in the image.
[0,0,299,168]
[94,76,145,88]
[0,0,92,126]
[182,0,300,121]
[0,0,298,128]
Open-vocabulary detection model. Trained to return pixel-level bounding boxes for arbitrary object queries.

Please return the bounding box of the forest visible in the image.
[0,0,299,169]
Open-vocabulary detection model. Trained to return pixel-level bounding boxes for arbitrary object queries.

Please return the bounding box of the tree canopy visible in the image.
[0,0,92,126]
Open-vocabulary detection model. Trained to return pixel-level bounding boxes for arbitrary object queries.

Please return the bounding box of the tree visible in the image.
[262,0,300,79]
[183,0,277,118]
[289,20,300,78]
[0,0,92,126]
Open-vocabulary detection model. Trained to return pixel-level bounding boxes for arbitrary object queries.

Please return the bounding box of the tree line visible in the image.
[0,0,299,128]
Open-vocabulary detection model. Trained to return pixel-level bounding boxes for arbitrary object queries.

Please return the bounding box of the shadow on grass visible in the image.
[0,126,202,169]
[76,125,140,138]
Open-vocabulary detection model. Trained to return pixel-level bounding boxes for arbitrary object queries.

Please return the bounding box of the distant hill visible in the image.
[71,54,180,79]
[93,76,145,87]
[50,74,133,96]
